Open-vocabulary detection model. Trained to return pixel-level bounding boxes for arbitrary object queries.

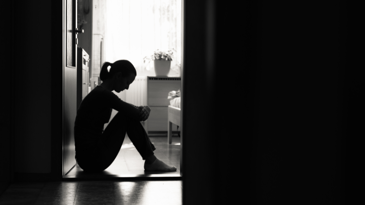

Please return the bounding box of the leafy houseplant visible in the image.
[152,49,174,61]
[144,49,174,76]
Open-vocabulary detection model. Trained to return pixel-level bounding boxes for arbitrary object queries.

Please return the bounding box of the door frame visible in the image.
[61,0,78,177]
[59,0,186,180]
[50,0,65,181]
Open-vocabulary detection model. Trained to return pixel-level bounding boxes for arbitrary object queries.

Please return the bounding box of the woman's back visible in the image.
[75,86,114,135]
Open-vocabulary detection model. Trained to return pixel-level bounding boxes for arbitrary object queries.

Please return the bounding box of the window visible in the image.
[104,0,182,75]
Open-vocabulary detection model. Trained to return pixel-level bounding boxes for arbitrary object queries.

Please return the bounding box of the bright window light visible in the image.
[104,0,182,73]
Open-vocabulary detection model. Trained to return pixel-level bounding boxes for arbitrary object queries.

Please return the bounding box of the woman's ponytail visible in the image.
[100,62,113,81]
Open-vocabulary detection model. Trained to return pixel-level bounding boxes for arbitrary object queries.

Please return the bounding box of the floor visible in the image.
[64,134,182,180]
[0,135,182,205]
[0,181,182,205]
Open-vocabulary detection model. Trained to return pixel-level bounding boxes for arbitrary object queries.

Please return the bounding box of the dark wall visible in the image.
[0,0,62,181]
[183,0,346,204]
[0,0,53,179]
[0,1,14,183]
[12,0,53,174]
[181,1,217,204]
[244,1,346,203]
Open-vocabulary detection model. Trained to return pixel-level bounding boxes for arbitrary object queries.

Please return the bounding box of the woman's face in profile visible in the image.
[115,73,136,93]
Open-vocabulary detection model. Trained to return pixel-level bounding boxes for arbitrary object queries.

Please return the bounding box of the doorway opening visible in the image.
[62,0,184,180]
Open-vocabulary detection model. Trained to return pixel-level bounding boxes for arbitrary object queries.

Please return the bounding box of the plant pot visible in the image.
[154,60,171,77]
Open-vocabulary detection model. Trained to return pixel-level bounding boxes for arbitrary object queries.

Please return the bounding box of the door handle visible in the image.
[75,28,84,33]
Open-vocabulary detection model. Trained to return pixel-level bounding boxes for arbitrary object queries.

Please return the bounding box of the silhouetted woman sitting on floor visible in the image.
[74,60,176,173]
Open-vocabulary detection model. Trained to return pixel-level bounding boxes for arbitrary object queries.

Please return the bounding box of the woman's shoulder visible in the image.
[79,86,118,109]
[91,86,120,100]
[82,86,110,101]
[91,86,110,94]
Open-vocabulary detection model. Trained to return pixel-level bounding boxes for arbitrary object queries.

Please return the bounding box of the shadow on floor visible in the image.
[63,135,181,180]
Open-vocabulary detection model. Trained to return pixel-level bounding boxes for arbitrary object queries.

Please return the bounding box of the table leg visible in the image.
[168,121,172,144]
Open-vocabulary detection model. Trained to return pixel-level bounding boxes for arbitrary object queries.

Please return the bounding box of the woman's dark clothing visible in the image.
[74,86,155,172]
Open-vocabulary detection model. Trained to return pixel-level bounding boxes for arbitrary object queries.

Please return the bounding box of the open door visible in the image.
[62,0,82,176]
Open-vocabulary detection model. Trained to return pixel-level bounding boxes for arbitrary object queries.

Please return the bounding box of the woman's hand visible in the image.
[139,106,151,121]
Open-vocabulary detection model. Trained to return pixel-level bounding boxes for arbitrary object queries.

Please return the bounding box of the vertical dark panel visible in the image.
[51,0,63,180]
[183,0,345,204]
[249,1,345,203]
[182,0,218,204]
[214,1,258,204]
[13,0,53,176]
[0,0,14,183]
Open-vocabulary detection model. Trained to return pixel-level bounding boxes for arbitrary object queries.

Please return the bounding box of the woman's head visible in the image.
[99,60,137,92]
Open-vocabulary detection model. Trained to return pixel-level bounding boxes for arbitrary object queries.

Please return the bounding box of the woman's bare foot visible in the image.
[144,158,177,172]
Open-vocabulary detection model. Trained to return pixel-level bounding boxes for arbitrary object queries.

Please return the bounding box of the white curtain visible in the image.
[104,0,182,75]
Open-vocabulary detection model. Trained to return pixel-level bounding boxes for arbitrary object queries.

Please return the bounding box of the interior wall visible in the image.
[246,2,346,203]
[90,0,106,88]
[0,1,14,183]
[12,0,53,175]
[77,0,93,58]
[182,1,217,204]
[183,0,346,204]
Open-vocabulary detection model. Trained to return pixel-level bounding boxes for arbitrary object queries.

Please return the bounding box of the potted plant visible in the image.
[144,49,174,77]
